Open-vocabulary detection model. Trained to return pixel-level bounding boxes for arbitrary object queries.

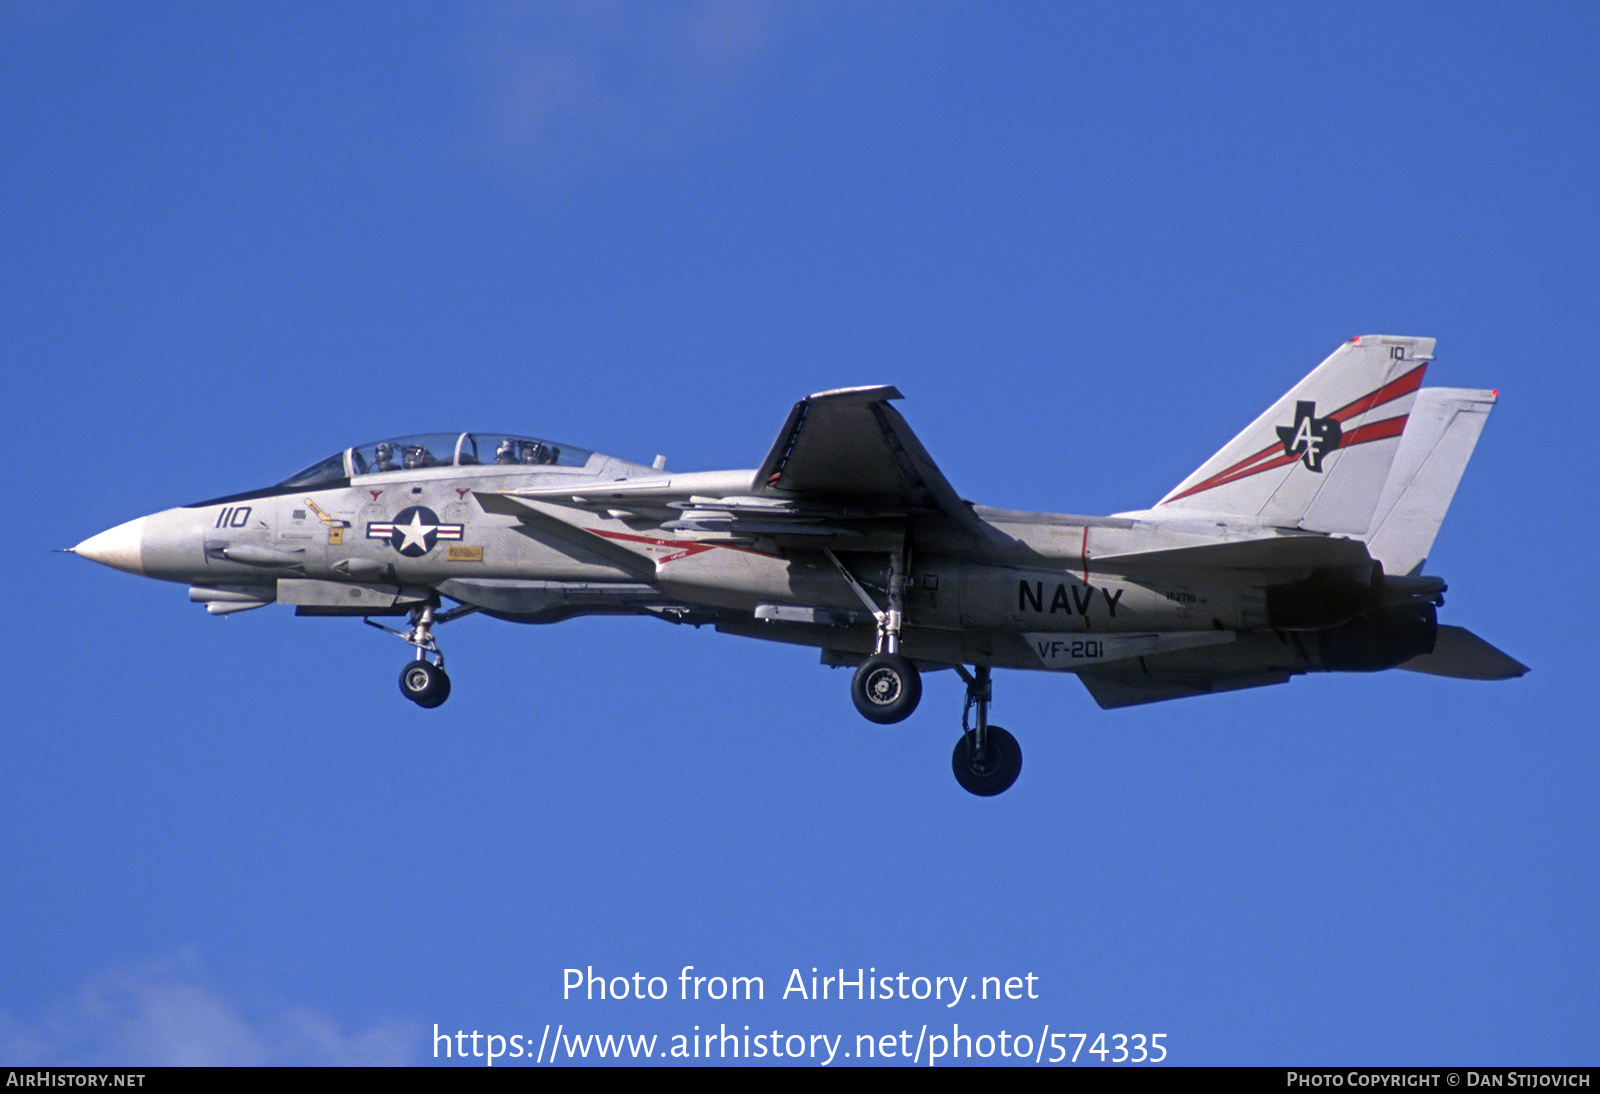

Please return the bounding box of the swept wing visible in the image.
[481,385,986,553]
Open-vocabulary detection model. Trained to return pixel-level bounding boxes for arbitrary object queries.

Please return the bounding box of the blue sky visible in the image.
[5,1,1596,1066]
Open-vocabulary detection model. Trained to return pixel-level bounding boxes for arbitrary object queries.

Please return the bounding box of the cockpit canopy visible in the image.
[278,432,593,488]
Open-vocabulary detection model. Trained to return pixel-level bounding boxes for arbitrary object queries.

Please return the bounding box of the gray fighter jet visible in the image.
[71,336,1525,795]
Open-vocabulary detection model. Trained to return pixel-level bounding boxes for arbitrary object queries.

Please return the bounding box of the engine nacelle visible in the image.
[1266,563,1383,630]
[1315,602,1438,672]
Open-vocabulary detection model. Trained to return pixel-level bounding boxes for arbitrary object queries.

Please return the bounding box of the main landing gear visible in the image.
[950,665,1021,797]
[830,547,1021,794]
[367,602,474,709]
[854,657,1023,796]
[834,548,923,725]
[852,652,922,723]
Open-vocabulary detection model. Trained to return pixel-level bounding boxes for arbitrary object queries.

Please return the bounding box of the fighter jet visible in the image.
[70,336,1525,795]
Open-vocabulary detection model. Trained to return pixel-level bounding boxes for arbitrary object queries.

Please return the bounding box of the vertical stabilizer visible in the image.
[1363,387,1496,576]
[1157,336,1432,533]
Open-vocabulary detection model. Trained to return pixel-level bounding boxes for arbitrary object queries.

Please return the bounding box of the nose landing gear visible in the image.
[367,602,473,708]
[399,658,450,708]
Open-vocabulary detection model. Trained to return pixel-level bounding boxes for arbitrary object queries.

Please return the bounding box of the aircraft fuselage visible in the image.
[70,340,1527,795]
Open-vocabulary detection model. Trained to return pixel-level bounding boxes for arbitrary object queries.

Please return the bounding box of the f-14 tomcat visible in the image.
[71,336,1525,795]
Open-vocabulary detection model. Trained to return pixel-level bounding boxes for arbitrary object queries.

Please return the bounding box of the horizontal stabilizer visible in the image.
[1399,625,1528,680]
[1079,669,1292,709]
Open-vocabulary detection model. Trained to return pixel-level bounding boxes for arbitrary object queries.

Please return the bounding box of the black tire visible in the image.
[851,653,922,724]
[399,660,451,708]
[952,725,1022,796]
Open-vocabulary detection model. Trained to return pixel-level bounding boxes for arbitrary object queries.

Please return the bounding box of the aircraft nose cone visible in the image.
[71,516,147,576]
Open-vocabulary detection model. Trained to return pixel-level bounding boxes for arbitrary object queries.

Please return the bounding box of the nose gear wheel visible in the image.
[399,659,451,708]
[366,602,474,709]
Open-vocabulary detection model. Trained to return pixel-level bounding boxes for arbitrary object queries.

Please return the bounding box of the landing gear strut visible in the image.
[832,547,922,724]
[827,548,1021,792]
[367,602,473,709]
[950,665,1021,796]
